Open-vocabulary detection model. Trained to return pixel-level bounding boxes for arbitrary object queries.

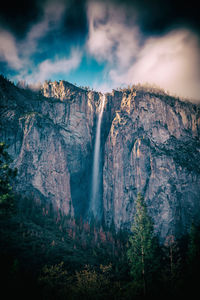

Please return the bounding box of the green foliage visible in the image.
[161,235,184,296]
[74,264,109,299]
[1,185,200,299]
[127,193,160,295]
[38,262,119,300]
[38,262,70,299]
[39,261,68,287]
[186,223,200,294]
[187,223,200,265]
[0,142,17,215]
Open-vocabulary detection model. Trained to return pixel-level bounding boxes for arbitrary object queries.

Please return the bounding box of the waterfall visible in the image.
[90,94,106,219]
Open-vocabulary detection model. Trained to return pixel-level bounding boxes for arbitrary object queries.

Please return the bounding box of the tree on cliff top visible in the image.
[127,193,160,296]
[0,142,17,215]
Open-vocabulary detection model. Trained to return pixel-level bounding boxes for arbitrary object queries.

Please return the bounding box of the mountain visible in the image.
[0,75,200,240]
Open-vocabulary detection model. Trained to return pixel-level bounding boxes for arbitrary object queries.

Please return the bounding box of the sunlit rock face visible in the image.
[0,77,98,217]
[0,76,200,240]
[103,89,200,239]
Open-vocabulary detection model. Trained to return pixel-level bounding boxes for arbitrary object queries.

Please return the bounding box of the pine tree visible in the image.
[187,223,200,292]
[163,235,182,295]
[0,142,17,215]
[187,223,200,266]
[127,193,160,296]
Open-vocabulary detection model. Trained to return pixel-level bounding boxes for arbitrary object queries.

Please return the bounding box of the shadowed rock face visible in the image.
[0,77,99,217]
[0,76,200,240]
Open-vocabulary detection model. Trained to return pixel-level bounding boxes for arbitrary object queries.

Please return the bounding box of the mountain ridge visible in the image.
[0,75,200,240]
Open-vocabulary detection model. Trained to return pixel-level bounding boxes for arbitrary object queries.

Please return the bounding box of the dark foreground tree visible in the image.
[0,142,17,215]
[127,193,160,296]
[186,223,200,294]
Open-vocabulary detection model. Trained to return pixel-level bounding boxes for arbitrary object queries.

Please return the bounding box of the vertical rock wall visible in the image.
[103,89,200,239]
[0,78,98,217]
[1,76,200,239]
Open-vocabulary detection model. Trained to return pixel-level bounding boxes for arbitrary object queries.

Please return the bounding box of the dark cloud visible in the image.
[110,0,200,35]
[0,0,40,38]
[0,0,199,39]
[62,0,87,38]
[0,0,88,39]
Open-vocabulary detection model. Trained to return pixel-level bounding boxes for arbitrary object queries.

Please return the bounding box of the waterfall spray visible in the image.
[90,94,106,219]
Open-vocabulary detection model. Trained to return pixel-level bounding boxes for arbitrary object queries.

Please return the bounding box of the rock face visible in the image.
[0,77,99,217]
[0,76,200,240]
[103,88,200,239]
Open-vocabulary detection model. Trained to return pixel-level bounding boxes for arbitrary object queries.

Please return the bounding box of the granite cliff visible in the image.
[0,75,200,240]
[103,88,200,239]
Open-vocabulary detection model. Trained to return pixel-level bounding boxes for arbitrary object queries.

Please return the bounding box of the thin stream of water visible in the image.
[90,94,106,218]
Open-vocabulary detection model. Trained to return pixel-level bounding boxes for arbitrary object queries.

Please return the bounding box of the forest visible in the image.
[0,142,200,299]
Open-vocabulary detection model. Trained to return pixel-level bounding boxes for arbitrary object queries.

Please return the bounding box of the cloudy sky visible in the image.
[0,0,200,100]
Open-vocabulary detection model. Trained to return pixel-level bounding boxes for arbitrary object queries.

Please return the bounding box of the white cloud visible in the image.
[110,30,200,100]
[92,81,112,93]
[0,30,22,69]
[0,1,82,85]
[87,1,139,68]
[0,1,66,73]
[19,49,82,83]
[22,1,66,56]
[0,1,66,72]
[87,1,200,101]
